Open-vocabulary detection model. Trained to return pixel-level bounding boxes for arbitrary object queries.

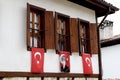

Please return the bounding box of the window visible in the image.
[27,3,45,50]
[55,12,71,52]
[79,20,90,54]
[26,4,98,54]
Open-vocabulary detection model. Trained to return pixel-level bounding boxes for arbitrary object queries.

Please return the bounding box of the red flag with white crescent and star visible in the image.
[82,53,93,74]
[31,47,44,73]
[59,51,70,72]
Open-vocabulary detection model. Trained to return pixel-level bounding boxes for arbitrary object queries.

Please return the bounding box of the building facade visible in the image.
[0,0,118,80]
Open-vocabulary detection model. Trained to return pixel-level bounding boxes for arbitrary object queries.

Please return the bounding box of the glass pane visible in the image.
[34,37,38,47]
[30,23,32,28]
[58,41,64,51]
[34,13,38,23]
[57,19,61,34]
[30,12,32,22]
[34,24,38,30]
[35,30,38,34]
[30,36,32,47]
[60,21,64,34]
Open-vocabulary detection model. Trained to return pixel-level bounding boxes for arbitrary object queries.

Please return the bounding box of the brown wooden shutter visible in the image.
[45,11,55,49]
[70,18,79,52]
[90,23,98,54]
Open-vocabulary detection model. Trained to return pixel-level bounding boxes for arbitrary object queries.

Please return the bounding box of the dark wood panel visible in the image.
[45,11,55,49]
[70,18,79,52]
[90,23,98,54]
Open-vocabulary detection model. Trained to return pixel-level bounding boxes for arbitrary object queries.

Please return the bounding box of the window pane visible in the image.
[34,24,38,30]
[34,13,38,23]
[30,12,32,22]
[30,23,32,28]
[34,37,38,47]
[57,19,61,34]
[30,36,32,47]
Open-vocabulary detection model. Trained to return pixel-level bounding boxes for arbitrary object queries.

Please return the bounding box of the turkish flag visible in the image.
[82,53,93,74]
[59,51,70,72]
[31,47,44,73]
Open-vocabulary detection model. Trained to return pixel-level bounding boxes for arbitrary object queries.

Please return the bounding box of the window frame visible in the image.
[55,12,71,53]
[78,19,91,55]
[27,3,46,51]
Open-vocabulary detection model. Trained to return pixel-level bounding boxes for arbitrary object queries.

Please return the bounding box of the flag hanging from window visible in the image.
[31,47,44,73]
[82,53,93,74]
[59,51,70,72]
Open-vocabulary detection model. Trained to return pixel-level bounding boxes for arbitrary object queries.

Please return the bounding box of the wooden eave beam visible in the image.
[86,0,107,9]
[98,7,111,28]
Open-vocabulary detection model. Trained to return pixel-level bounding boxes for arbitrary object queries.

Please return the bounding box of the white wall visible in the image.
[0,0,98,74]
[100,26,113,40]
[101,44,120,79]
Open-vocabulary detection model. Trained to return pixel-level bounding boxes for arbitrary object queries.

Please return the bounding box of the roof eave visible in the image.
[68,0,119,17]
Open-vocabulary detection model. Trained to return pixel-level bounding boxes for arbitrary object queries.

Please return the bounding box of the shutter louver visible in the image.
[45,11,55,49]
[90,23,98,54]
[70,18,79,52]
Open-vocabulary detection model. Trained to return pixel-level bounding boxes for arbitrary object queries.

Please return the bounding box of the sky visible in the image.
[98,0,120,35]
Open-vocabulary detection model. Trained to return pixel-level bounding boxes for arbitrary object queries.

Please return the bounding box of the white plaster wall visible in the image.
[3,77,26,80]
[27,0,96,23]
[101,44,120,78]
[0,0,98,73]
[100,26,113,40]
[103,27,113,39]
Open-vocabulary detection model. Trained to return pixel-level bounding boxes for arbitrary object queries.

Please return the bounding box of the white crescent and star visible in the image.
[59,54,69,63]
[34,52,41,64]
[60,54,65,63]
[85,57,91,67]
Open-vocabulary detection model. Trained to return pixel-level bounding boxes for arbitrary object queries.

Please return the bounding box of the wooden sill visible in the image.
[0,72,99,78]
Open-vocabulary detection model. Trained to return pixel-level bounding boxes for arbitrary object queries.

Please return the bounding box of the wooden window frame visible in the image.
[55,12,71,53]
[78,19,91,55]
[27,3,46,51]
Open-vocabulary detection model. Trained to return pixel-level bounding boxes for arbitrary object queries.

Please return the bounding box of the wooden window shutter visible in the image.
[90,23,98,54]
[45,11,55,49]
[70,18,79,52]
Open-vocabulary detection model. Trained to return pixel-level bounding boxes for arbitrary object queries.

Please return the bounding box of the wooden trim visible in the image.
[27,3,45,12]
[0,72,99,78]
[95,12,102,80]
[97,26,102,80]
[78,19,91,56]
[27,3,31,51]
[27,3,46,51]
[86,0,107,9]
[55,12,70,19]
[101,38,120,47]
[55,12,71,53]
